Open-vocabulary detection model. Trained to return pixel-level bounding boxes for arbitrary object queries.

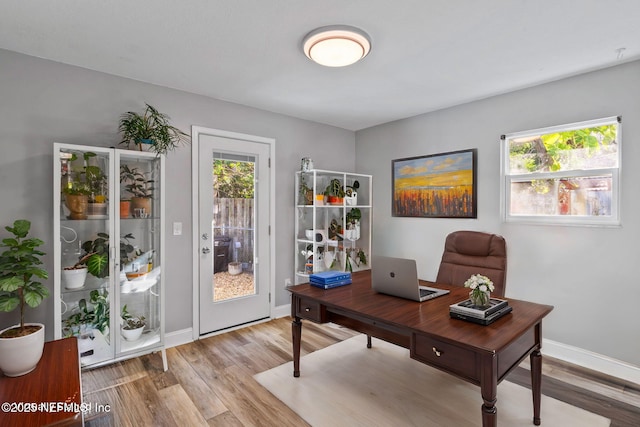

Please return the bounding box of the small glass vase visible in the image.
[470,290,491,308]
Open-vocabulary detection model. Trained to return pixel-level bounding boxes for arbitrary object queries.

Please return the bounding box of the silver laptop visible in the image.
[372,256,450,302]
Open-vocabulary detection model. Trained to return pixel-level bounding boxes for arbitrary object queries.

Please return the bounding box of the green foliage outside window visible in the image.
[509,124,618,173]
[213,160,255,198]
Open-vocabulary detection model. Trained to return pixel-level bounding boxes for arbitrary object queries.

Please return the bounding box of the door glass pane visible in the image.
[212,153,256,302]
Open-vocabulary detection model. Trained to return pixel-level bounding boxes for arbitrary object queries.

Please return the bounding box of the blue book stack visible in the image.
[309,271,352,289]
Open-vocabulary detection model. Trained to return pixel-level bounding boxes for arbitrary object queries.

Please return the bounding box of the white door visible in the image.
[197,132,271,335]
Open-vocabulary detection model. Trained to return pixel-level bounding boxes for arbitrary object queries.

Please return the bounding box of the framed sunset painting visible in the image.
[392,149,477,218]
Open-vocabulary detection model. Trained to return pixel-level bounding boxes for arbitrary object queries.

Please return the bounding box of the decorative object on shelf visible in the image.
[118,103,190,155]
[345,180,359,205]
[123,249,153,280]
[0,219,49,377]
[301,157,314,172]
[120,164,154,217]
[324,178,345,205]
[119,200,131,218]
[120,304,146,341]
[62,265,88,290]
[392,149,477,218]
[464,274,494,308]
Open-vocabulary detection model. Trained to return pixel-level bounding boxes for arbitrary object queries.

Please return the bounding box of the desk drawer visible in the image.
[295,297,325,322]
[411,333,478,381]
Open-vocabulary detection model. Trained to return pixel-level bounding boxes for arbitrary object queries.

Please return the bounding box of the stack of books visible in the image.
[449,297,512,325]
[309,271,352,289]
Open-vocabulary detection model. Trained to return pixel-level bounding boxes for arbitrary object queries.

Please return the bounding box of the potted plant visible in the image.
[63,289,110,339]
[120,304,145,341]
[0,219,49,376]
[344,208,361,241]
[118,103,190,156]
[62,184,91,220]
[76,232,136,279]
[120,165,153,217]
[298,177,314,205]
[62,264,88,290]
[324,178,345,205]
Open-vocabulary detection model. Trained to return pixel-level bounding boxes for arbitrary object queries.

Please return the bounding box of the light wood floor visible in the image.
[82,317,640,427]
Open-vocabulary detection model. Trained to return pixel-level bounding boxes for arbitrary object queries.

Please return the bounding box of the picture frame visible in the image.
[392,148,477,218]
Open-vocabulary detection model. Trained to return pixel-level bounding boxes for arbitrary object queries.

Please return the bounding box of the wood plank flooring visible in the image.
[82,318,640,426]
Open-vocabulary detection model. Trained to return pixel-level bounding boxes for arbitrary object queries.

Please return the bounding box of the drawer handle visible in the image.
[432,347,442,357]
[305,307,311,312]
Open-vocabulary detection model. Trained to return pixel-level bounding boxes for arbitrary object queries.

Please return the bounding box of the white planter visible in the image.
[0,323,45,377]
[121,326,144,341]
[228,262,242,275]
[345,192,358,206]
[63,266,88,289]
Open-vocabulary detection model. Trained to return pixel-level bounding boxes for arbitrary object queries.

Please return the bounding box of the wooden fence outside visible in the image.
[213,198,254,271]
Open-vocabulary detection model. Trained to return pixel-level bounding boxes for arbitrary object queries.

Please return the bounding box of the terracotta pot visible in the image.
[120,200,131,218]
[131,197,152,218]
[65,194,88,220]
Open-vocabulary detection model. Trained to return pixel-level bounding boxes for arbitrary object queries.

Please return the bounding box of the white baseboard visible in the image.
[165,328,194,349]
[272,304,291,319]
[543,338,640,385]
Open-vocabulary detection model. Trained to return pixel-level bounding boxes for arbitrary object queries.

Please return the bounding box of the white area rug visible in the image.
[255,335,610,427]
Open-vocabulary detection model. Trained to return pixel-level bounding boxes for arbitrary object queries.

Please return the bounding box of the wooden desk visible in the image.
[289,271,553,427]
[0,337,83,427]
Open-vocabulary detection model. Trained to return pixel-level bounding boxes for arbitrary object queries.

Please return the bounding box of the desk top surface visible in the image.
[289,270,554,353]
[0,337,82,426]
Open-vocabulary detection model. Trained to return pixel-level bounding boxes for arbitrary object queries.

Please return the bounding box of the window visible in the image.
[501,116,620,226]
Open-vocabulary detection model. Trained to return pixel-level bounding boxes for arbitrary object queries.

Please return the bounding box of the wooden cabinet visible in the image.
[294,169,372,284]
[53,143,166,370]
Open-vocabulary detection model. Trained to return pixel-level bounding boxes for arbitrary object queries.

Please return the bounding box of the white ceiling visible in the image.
[1,0,639,131]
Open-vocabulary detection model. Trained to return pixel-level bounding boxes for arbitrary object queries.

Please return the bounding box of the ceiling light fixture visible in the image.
[302,25,371,67]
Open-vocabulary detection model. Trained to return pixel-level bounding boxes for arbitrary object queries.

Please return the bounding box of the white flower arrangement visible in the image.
[464,274,494,306]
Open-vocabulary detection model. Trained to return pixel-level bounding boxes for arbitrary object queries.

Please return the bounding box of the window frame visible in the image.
[500,116,621,226]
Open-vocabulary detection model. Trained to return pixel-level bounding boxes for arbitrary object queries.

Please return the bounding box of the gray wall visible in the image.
[356,60,640,366]
[0,49,355,337]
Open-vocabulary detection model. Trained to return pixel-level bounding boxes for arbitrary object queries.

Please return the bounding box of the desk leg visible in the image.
[530,350,542,425]
[292,316,302,377]
[366,334,372,348]
[481,356,498,427]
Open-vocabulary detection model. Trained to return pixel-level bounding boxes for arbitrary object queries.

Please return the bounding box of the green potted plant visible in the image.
[120,165,153,217]
[118,103,190,156]
[121,304,146,341]
[75,232,135,279]
[62,152,105,219]
[0,219,49,376]
[63,289,110,338]
[324,178,345,205]
[298,176,313,205]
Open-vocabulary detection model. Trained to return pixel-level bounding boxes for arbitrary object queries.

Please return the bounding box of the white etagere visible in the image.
[294,169,372,284]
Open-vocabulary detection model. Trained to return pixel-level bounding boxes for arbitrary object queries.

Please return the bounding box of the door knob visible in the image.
[202,246,211,254]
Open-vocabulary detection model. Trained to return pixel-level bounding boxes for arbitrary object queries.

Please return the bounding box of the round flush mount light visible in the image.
[302,25,371,67]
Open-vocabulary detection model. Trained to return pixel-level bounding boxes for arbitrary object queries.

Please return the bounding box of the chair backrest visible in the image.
[435,230,507,297]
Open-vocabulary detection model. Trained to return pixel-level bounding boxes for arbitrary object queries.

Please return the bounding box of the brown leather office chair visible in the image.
[436,230,507,297]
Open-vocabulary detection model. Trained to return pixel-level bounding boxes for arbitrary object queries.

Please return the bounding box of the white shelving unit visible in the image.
[53,143,166,370]
[294,169,372,285]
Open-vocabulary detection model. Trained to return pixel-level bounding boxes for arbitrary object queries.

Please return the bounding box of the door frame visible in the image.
[191,126,276,340]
